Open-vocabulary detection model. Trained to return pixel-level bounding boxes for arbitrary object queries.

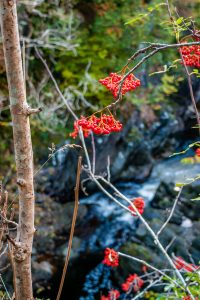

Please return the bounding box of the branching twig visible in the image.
[157,187,183,237]
[118,252,182,289]
[131,278,163,300]
[91,133,96,174]
[109,41,200,109]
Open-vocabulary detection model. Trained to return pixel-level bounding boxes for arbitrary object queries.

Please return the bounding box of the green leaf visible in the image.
[175,182,185,187]
[125,13,148,25]
[176,17,183,25]
[125,3,166,25]
[191,196,200,201]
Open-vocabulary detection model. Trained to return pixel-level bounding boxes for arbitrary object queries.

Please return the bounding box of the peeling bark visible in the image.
[0,1,34,299]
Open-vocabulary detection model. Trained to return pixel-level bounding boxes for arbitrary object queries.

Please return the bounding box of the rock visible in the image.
[32,260,55,296]
[151,181,200,221]
[33,193,88,255]
[151,182,176,209]
[56,236,82,261]
[33,260,54,282]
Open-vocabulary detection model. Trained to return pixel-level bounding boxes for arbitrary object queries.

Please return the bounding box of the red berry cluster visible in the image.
[102,248,119,267]
[128,197,145,216]
[70,114,123,138]
[101,290,120,300]
[121,274,144,292]
[195,148,200,157]
[99,72,141,98]
[174,256,198,272]
[180,45,200,68]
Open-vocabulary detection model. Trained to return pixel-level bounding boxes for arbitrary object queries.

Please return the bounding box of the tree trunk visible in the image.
[0,1,34,299]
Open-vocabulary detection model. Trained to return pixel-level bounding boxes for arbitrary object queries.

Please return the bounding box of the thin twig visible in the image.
[131,278,162,300]
[127,41,200,63]
[34,47,78,120]
[107,156,111,182]
[0,213,18,228]
[157,187,183,236]
[56,156,82,300]
[0,274,11,300]
[91,132,96,174]
[0,244,8,259]
[166,236,176,252]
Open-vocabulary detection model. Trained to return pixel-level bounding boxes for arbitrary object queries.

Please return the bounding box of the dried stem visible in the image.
[56,156,82,300]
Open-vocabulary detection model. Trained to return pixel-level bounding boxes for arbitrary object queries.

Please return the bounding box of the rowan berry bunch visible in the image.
[128,197,145,216]
[121,273,144,292]
[70,114,123,138]
[180,45,200,68]
[102,248,119,267]
[101,290,120,300]
[99,72,141,98]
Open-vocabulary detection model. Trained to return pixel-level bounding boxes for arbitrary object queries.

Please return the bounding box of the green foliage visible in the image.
[145,290,159,299]
[144,272,200,299]
[125,2,166,25]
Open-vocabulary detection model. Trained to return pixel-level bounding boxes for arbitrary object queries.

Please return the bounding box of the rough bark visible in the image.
[0,1,35,299]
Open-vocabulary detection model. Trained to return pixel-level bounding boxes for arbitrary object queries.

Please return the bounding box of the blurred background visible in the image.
[0,0,200,299]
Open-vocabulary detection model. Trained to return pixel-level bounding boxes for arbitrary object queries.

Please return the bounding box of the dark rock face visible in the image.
[151,182,200,221]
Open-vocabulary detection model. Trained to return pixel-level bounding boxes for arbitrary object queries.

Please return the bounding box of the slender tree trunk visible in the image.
[0,1,34,299]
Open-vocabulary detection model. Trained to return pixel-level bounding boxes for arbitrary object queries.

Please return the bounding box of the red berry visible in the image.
[173,256,198,272]
[128,197,145,216]
[121,274,144,292]
[102,248,119,267]
[195,148,200,157]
